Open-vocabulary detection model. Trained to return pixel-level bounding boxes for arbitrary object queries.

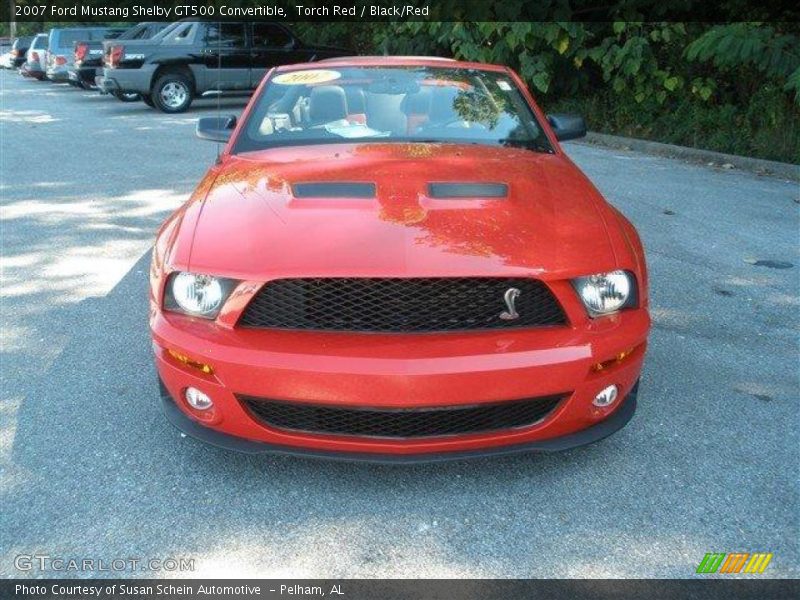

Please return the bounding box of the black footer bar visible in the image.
[3,579,799,600]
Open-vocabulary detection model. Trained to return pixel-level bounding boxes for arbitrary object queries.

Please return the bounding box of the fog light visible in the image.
[592,384,618,407]
[185,387,213,411]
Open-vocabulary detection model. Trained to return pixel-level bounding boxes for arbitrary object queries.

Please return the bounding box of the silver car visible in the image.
[20,33,48,80]
[45,27,123,83]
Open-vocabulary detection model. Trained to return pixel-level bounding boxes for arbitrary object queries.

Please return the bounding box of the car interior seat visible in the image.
[402,87,433,133]
[365,92,407,135]
[344,87,367,124]
[309,85,349,126]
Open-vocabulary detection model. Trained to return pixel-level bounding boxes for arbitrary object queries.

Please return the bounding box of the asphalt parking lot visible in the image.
[1,70,798,578]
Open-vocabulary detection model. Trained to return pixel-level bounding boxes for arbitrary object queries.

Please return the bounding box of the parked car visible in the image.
[0,36,33,69]
[0,45,14,69]
[96,21,184,103]
[45,27,125,83]
[19,33,49,80]
[70,22,170,95]
[150,57,651,462]
[102,21,348,112]
[0,38,11,67]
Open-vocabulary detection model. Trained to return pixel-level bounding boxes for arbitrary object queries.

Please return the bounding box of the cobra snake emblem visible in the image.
[499,287,521,320]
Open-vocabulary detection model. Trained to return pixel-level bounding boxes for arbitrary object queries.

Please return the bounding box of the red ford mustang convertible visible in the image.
[150,57,650,462]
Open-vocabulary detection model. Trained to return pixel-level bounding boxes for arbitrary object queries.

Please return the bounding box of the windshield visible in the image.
[233,66,553,154]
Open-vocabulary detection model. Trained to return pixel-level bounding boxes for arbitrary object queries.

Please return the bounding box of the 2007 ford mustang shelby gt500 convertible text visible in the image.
[150,57,650,462]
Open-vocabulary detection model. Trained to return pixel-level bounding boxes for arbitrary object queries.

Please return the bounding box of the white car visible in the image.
[20,34,49,80]
[0,50,14,69]
[0,41,11,68]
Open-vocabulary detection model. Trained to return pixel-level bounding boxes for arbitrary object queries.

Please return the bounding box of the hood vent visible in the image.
[292,182,376,199]
[428,183,508,198]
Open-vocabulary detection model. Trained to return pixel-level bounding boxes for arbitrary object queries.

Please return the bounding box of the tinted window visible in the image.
[32,35,48,49]
[252,24,292,49]
[205,23,246,48]
[151,22,182,41]
[158,22,196,43]
[119,24,147,40]
[91,29,125,41]
[53,30,89,48]
[235,66,553,154]
[147,24,169,38]
[175,24,194,40]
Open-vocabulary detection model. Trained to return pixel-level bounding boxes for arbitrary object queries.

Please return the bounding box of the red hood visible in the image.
[185,143,618,281]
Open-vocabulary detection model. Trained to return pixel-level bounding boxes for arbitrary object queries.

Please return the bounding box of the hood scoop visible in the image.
[428,183,508,199]
[292,182,376,199]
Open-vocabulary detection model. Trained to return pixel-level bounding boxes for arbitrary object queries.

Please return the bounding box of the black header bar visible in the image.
[2,0,798,23]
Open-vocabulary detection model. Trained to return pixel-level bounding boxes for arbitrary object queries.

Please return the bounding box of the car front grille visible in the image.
[238,394,566,439]
[238,277,567,332]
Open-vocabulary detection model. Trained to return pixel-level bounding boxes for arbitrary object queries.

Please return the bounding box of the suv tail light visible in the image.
[109,45,124,68]
[11,49,19,58]
[31,51,39,63]
[74,43,88,63]
[55,55,67,66]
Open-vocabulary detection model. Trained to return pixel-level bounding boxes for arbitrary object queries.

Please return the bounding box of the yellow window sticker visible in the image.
[273,70,342,85]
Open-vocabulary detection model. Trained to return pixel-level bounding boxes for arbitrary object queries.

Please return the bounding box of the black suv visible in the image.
[101,21,349,112]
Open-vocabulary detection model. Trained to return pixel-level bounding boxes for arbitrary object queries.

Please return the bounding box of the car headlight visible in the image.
[572,270,637,316]
[164,272,237,318]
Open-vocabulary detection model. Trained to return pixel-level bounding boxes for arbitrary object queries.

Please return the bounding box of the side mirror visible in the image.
[546,113,587,142]
[196,115,237,143]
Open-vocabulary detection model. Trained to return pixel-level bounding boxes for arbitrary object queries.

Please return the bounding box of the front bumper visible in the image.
[152,307,649,460]
[161,377,639,463]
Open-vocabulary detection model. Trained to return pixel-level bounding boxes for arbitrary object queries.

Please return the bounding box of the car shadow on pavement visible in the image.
[6,244,798,577]
[5,249,651,577]
[98,97,250,117]
[3,84,797,574]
